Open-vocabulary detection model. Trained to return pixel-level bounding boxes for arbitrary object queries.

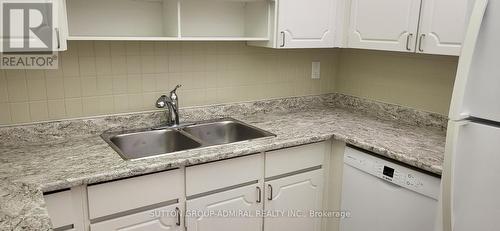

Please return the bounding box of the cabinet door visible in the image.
[348,0,422,52]
[277,0,335,48]
[53,0,68,51]
[264,169,324,231]
[91,203,183,231]
[416,0,469,56]
[186,183,263,231]
[44,190,77,230]
[0,0,66,52]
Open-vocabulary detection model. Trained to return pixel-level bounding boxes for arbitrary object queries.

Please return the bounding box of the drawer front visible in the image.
[265,142,327,178]
[186,153,264,196]
[44,190,76,229]
[88,169,183,219]
[91,203,182,231]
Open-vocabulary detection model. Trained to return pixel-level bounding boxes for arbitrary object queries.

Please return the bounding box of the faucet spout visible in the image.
[166,100,179,126]
[156,85,182,127]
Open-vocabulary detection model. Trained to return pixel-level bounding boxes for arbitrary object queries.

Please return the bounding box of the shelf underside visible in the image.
[67,36,269,41]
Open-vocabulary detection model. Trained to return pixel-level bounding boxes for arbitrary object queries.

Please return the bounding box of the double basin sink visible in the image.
[101,118,275,160]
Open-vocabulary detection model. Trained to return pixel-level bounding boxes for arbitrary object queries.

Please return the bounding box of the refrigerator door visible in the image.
[448,0,500,121]
[447,121,500,231]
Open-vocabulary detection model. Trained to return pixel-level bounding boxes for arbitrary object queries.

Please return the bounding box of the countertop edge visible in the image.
[38,131,442,193]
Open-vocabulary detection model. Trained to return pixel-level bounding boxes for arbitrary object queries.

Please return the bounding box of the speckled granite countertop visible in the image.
[0,93,447,230]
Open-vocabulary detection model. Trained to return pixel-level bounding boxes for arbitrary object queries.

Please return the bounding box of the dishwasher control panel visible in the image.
[344,147,441,200]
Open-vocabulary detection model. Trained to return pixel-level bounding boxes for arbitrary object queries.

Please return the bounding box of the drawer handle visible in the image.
[267,184,273,201]
[175,207,181,226]
[256,186,262,203]
[418,34,426,52]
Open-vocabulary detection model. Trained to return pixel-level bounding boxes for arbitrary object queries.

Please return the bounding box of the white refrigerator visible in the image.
[438,0,500,230]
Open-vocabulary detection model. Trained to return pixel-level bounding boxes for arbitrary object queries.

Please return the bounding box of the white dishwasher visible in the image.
[340,147,441,231]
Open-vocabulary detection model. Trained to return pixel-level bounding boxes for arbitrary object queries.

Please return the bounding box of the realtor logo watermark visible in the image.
[1,1,58,69]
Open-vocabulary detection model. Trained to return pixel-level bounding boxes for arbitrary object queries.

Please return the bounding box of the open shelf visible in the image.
[67,36,268,41]
[179,0,269,38]
[176,37,269,41]
[65,0,270,41]
[66,0,179,38]
[67,36,181,41]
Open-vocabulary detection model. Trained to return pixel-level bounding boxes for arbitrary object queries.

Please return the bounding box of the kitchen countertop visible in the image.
[0,93,447,230]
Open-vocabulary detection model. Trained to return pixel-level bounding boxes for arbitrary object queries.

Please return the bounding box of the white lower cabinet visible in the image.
[264,169,324,231]
[44,189,79,231]
[91,203,183,231]
[87,169,183,220]
[186,183,263,231]
[87,169,184,231]
[44,143,328,231]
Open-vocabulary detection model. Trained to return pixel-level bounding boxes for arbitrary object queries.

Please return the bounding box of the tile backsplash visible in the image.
[0,41,338,125]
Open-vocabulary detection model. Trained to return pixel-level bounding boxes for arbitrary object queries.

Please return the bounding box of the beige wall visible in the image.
[0,41,338,125]
[0,42,460,125]
[335,49,458,115]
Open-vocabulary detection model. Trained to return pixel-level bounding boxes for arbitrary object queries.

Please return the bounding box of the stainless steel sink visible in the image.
[182,119,275,145]
[105,129,202,160]
[102,118,275,160]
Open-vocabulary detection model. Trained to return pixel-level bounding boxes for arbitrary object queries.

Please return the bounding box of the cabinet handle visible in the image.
[175,207,181,226]
[406,33,413,51]
[256,186,262,203]
[267,184,273,201]
[55,28,60,49]
[280,31,285,47]
[418,34,425,52]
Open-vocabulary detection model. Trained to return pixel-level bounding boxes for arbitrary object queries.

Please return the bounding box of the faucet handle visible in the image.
[155,95,168,108]
[169,84,182,102]
[170,84,182,94]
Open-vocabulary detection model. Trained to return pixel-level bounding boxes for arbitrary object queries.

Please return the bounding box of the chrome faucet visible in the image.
[156,85,182,127]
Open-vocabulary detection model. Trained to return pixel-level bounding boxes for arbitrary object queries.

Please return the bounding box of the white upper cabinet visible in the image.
[347,0,469,55]
[248,0,337,48]
[416,0,469,55]
[54,0,68,51]
[0,0,67,52]
[347,0,422,52]
[277,0,336,48]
